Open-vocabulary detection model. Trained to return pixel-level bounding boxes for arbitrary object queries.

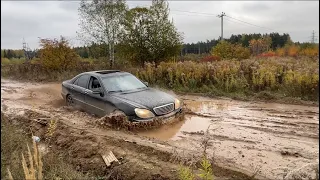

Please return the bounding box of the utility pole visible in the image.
[311,30,317,44]
[22,38,30,61]
[217,12,226,41]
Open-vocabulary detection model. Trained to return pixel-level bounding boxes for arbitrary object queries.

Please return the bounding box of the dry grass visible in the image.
[134,57,318,101]
[19,140,43,180]
[7,169,13,180]
[45,119,57,143]
[1,57,318,102]
[1,113,90,180]
[6,129,43,180]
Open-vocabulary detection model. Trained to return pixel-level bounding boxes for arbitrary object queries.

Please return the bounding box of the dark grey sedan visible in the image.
[61,70,182,122]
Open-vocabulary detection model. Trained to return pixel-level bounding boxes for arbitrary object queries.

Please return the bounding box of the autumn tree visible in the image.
[211,41,233,59]
[118,0,183,66]
[285,44,300,57]
[39,36,79,71]
[299,43,319,57]
[14,50,25,59]
[233,43,251,60]
[78,0,127,67]
[249,35,272,55]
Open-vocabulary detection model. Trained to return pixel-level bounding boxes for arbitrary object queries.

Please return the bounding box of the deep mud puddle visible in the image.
[1,79,319,180]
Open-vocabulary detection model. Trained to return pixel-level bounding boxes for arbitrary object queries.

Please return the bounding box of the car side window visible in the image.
[89,76,101,91]
[75,75,90,89]
[73,77,80,85]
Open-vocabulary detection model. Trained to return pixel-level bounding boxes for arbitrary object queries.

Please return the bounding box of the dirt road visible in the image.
[1,79,319,179]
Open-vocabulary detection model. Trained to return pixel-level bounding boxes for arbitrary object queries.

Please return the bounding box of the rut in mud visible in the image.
[1,79,319,180]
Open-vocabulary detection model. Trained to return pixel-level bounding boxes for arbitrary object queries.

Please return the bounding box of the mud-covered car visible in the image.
[61,70,183,122]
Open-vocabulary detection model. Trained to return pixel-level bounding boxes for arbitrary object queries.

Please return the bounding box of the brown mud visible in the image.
[1,79,319,180]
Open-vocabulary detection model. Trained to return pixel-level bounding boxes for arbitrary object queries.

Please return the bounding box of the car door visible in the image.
[84,76,109,117]
[73,74,90,109]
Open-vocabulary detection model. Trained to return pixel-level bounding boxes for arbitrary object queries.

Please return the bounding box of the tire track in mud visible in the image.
[1,79,319,180]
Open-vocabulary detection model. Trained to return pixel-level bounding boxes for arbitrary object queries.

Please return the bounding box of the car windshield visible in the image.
[101,74,147,92]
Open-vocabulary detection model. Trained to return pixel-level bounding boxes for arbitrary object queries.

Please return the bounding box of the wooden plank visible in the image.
[101,151,118,167]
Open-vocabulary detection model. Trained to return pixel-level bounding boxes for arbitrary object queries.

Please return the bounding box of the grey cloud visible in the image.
[58,1,80,12]
[1,1,319,49]
[241,2,271,13]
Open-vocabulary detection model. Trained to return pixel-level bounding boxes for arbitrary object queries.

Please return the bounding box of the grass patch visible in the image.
[1,113,90,180]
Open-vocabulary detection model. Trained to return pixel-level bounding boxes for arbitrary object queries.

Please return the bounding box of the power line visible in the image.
[170,12,216,17]
[128,4,277,33]
[170,9,276,32]
[225,15,275,31]
[170,9,218,17]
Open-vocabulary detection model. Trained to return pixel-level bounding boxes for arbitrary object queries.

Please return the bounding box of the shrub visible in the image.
[200,55,220,63]
[1,58,10,64]
[257,51,277,58]
[177,53,210,62]
[276,48,285,56]
[286,44,300,57]
[178,156,214,180]
[39,36,79,71]
[133,57,318,101]
[211,41,250,60]
[1,57,318,101]
[233,44,251,60]
[1,58,26,65]
[300,46,319,57]
[275,44,318,58]
[211,41,233,59]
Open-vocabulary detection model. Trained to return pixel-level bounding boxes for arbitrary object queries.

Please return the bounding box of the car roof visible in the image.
[83,70,131,78]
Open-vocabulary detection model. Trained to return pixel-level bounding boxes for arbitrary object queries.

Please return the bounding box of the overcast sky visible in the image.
[1,1,319,49]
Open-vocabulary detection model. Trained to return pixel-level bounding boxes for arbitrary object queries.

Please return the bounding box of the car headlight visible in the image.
[134,108,155,119]
[175,98,181,109]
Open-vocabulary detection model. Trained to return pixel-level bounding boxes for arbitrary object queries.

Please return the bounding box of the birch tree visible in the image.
[78,0,127,67]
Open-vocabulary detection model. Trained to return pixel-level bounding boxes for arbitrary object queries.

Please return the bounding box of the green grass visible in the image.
[1,58,26,65]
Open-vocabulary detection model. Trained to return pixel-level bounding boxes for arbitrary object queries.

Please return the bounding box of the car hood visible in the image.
[111,88,175,109]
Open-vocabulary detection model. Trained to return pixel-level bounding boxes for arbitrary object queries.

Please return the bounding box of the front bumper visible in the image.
[132,108,183,123]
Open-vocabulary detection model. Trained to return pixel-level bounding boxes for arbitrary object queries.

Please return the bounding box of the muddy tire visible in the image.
[66,95,74,106]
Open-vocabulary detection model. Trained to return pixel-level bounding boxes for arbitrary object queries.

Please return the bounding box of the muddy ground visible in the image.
[1,79,319,180]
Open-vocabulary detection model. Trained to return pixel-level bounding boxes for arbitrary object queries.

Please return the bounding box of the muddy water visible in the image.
[1,79,319,180]
[139,95,319,179]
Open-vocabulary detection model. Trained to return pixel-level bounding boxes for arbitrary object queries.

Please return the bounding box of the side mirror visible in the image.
[144,81,149,86]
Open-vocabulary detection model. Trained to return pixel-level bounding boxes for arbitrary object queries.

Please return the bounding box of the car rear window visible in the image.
[75,74,89,88]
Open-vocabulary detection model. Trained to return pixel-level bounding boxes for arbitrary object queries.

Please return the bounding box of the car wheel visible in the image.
[66,95,74,106]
